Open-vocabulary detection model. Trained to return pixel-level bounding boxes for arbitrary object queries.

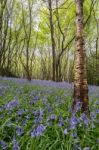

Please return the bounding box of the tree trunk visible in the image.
[48,0,56,81]
[0,1,3,70]
[56,58,62,82]
[73,0,89,112]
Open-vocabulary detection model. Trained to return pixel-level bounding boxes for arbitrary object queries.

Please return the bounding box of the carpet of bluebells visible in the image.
[0,77,99,150]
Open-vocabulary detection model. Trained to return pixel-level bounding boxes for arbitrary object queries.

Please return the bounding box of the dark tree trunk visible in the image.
[0,0,7,74]
[0,1,3,70]
[56,58,62,82]
[48,0,56,81]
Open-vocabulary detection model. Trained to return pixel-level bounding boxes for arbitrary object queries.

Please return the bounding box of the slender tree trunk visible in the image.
[56,58,62,82]
[0,1,3,70]
[95,14,98,85]
[48,0,56,81]
[0,0,8,76]
[73,0,89,112]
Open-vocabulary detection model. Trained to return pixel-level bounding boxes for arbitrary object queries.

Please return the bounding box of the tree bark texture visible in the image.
[74,0,89,112]
[48,0,56,81]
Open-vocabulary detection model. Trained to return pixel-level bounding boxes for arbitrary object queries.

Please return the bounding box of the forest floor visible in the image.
[0,77,99,150]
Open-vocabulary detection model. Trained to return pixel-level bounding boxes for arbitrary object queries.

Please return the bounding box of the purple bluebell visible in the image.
[58,120,64,126]
[25,115,30,119]
[32,110,37,116]
[22,119,28,126]
[95,109,99,114]
[16,127,24,136]
[34,95,40,101]
[70,115,79,129]
[34,115,43,124]
[32,108,43,117]
[13,136,20,150]
[0,140,7,150]
[33,108,44,124]
[17,109,24,115]
[45,103,52,112]
[74,101,82,113]
[6,99,19,110]
[80,113,89,126]
[42,96,47,103]
[29,99,35,105]
[39,108,44,116]
[13,141,20,150]
[31,124,46,137]
[71,131,77,138]
[50,114,57,120]
[47,114,57,122]
[58,116,64,126]
[90,112,96,121]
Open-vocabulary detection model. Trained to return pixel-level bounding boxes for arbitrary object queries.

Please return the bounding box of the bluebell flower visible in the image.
[47,114,57,122]
[13,136,20,150]
[16,127,24,136]
[13,141,20,150]
[70,115,79,129]
[50,114,57,120]
[39,108,44,116]
[95,109,99,114]
[31,124,46,137]
[33,109,44,125]
[45,103,52,112]
[6,99,19,110]
[58,119,64,126]
[34,115,43,124]
[17,109,24,115]
[25,115,30,119]
[0,140,7,149]
[29,99,35,105]
[22,119,28,126]
[42,96,47,103]
[74,101,82,113]
[34,95,39,100]
[80,113,89,126]
[32,110,37,116]
[58,116,64,126]
[90,112,96,121]
[71,131,77,138]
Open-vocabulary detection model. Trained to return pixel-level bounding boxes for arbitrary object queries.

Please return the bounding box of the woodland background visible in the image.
[0,0,99,84]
